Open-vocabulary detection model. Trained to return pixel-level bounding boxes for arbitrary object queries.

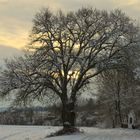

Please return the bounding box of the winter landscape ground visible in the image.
[0,125,140,140]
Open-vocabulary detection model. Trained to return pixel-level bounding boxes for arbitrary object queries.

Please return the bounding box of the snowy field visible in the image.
[0,125,140,140]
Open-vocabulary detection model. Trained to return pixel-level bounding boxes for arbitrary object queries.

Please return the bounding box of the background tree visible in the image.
[0,8,139,133]
[96,44,140,128]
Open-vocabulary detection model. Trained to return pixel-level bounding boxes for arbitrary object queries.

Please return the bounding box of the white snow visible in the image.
[0,125,140,140]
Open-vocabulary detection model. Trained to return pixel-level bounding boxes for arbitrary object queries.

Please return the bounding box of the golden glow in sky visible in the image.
[0,30,28,49]
[0,0,139,51]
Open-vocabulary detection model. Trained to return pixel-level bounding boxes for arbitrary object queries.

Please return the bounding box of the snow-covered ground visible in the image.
[0,125,140,140]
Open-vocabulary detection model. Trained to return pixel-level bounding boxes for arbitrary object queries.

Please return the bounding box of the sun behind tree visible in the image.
[0,8,139,134]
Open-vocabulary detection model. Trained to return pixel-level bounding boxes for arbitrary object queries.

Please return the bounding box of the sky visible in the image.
[0,0,140,107]
[0,0,140,57]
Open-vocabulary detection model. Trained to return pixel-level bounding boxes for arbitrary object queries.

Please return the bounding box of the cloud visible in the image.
[0,45,22,66]
[0,45,21,58]
[0,22,29,49]
[0,0,139,51]
[114,0,139,6]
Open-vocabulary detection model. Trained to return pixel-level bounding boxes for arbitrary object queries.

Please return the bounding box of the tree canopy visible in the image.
[0,8,139,132]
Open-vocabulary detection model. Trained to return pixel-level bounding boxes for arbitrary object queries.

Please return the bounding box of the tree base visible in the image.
[47,127,81,137]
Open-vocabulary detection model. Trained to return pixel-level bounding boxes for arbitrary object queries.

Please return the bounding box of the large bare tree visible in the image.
[0,8,139,132]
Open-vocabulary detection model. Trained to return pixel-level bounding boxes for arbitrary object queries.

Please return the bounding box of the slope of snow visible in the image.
[45,127,140,140]
[0,125,140,140]
[0,125,59,140]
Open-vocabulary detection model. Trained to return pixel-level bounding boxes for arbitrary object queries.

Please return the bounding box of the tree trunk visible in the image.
[116,81,122,127]
[61,101,76,132]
